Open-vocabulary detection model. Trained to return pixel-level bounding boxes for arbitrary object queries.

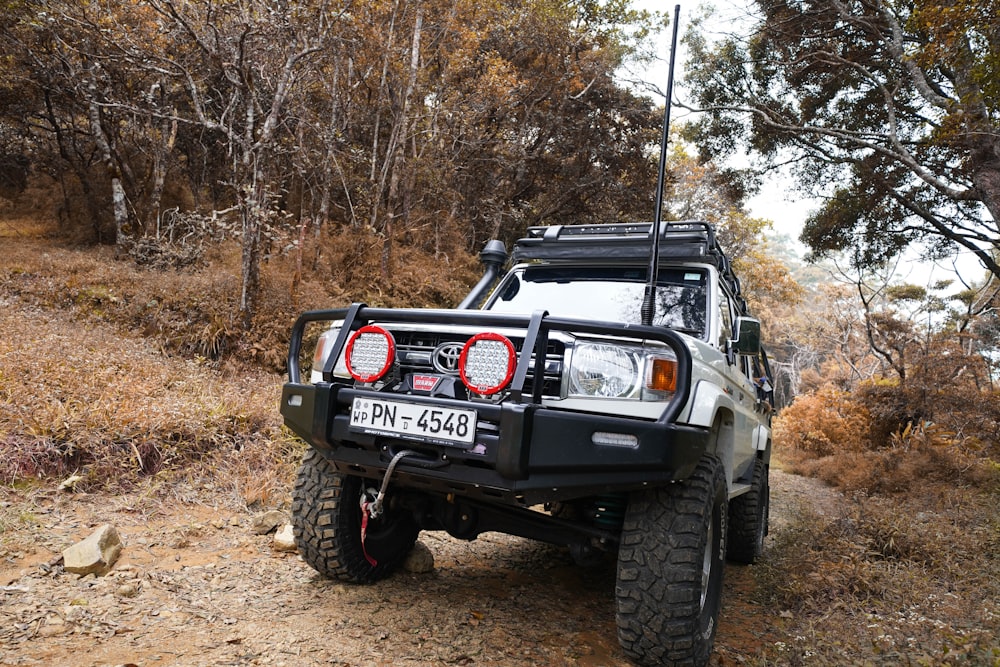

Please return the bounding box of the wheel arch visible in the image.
[685,379,741,489]
[705,407,736,490]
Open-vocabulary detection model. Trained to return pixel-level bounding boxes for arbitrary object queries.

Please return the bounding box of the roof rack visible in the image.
[512,221,745,306]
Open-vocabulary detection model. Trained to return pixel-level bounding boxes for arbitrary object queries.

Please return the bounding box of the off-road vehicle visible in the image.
[281,221,773,666]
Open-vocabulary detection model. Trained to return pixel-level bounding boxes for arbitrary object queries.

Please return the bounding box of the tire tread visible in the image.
[292,449,417,583]
[615,455,727,667]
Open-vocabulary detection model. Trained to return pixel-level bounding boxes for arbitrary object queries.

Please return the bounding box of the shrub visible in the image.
[854,378,914,448]
[776,379,1000,494]
[773,384,871,457]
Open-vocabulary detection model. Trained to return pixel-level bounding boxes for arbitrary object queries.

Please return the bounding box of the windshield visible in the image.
[485,265,708,337]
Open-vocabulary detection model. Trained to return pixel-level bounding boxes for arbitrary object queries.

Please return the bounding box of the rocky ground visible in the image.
[1,470,844,667]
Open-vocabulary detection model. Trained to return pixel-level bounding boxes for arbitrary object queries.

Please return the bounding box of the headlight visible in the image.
[567,342,678,401]
[569,343,641,398]
[310,322,348,383]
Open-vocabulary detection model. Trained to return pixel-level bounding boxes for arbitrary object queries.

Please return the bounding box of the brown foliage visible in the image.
[772,385,871,457]
[775,311,1000,494]
[775,373,1000,494]
[314,226,481,310]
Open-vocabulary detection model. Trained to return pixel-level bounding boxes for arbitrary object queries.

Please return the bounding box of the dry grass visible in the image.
[0,225,479,372]
[0,304,297,497]
[0,177,61,237]
[749,478,1000,665]
[2,238,309,370]
[0,213,479,502]
[769,381,1000,664]
[0,228,298,499]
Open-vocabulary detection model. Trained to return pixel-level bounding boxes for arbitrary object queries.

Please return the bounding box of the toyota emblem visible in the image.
[432,342,464,374]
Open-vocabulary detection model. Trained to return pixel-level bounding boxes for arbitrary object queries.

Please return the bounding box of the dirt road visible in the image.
[1,469,842,666]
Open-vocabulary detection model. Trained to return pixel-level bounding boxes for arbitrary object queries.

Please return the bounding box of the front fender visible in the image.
[684,378,738,429]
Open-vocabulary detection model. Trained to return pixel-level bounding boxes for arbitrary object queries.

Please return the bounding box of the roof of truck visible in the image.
[511,221,746,309]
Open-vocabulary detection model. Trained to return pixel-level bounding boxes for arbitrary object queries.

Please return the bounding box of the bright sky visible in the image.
[624,1,813,242]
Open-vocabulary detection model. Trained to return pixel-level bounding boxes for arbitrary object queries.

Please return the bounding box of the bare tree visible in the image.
[143,0,335,324]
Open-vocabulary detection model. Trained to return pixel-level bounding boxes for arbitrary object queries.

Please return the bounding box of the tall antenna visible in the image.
[641,4,682,327]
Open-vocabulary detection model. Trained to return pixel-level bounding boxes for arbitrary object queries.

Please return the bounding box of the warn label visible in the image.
[412,374,440,393]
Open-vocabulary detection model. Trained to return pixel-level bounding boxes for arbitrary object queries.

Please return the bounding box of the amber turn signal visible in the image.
[647,357,677,392]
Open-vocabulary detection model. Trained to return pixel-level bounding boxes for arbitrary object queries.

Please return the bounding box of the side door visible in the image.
[717,288,759,481]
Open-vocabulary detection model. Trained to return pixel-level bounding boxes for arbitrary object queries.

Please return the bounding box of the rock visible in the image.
[37,616,67,637]
[116,582,140,598]
[272,524,297,552]
[403,540,434,574]
[62,524,122,576]
[251,510,287,535]
[57,474,85,491]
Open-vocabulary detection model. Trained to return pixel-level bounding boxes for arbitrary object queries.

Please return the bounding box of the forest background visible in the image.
[1,0,998,663]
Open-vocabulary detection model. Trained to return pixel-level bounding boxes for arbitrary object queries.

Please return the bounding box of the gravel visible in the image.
[0,469,843,666]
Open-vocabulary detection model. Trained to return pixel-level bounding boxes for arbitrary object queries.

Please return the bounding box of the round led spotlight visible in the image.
[459,332,516,396]
[345,325,395,383]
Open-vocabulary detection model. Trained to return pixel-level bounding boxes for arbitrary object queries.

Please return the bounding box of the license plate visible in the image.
[349,397,477,446]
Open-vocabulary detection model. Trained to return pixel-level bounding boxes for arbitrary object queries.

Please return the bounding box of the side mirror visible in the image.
[729,316,761,357]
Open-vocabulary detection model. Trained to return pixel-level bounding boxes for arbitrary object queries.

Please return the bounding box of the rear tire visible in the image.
[292,448,419,583]
[727,458,769,564]
[615,455,728,667]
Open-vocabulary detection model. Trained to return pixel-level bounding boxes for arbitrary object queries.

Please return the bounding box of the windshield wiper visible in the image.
[667,326,703,336]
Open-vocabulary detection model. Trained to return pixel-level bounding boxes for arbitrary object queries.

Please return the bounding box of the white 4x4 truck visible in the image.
[281,221,773,666]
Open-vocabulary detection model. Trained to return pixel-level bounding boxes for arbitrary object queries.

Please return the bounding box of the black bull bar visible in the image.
[281,304,708,502]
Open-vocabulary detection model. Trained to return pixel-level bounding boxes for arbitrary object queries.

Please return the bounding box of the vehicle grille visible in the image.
[392,330,564,397]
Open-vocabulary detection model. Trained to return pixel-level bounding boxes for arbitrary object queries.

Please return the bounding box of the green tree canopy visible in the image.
[683,0,1000,279]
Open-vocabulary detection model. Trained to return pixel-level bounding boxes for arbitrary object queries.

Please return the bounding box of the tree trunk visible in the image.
[86,93,129,247]
[239,210,262,328]
[972,159,1000,236]
[239,169,265,329]
[380,6,423,279]
[292,212,308,308]
[149,117,178,237]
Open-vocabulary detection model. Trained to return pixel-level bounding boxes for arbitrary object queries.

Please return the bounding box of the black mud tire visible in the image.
[615,455,727,667]
[727,458,769,565]
[292,448,419,583]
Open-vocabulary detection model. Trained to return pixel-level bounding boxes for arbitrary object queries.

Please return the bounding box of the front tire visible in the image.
[615,455,727,667]
[292,448,419,583]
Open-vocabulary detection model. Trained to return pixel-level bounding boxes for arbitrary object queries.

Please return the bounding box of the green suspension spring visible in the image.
[590,494,628,530]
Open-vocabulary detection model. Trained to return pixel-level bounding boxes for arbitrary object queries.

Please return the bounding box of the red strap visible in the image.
[359,501,378,567]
